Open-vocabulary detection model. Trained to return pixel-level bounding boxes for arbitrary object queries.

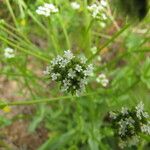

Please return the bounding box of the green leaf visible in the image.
[88,138,99,150]
[0,116,11,128]
[38,129,76,150]
[28,104,46,132]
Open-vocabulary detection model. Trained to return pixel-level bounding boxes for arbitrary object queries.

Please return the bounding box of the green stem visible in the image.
[5,0,18,28]
[57,15,71,49]
[0,35,49,62]
[4,21,34,45]
[0,92,99,107]
[87,24,130,62]
[0,25,40,52]
[47,19,60,54]
[27,10,48,34]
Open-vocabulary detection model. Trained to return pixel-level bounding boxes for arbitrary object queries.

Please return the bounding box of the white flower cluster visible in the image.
[71,2,80,10]
[87,0,108,27]
[109,101,150,149]
[96,73,109,87]
[44,50,93,96]
[4,47,15,58]
[36,3,59,17]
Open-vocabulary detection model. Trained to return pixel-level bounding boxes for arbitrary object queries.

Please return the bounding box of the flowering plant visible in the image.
[109,102,150,148]
[44,50,93,96]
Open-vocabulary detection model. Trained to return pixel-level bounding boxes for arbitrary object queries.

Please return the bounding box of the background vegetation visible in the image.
[0,0,150,149]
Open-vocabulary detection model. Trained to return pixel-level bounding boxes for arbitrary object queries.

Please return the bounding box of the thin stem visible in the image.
[4,21,34,45]
[47,19,60,54]
[0,36,49,62]
[5,0,18,27]
[0,25,41,52]
[0,92,99,107]
[0,71,41,80]
[27,10,48,34]
[27,10,59,54]
[106,0,120,30]
[87,24,130,62]
[57,15,71,49]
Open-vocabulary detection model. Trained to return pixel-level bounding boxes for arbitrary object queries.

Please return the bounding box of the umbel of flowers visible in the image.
[44,50,93,96]
[36,3,59,17]
[109,102,150,149]
[87,0,107,19]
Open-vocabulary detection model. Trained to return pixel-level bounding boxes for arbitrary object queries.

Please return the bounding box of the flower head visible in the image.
[4,47,15,58]
[109,101,150,148]
[87,0,108,20]
[71,2,80,10]
[36,3,59,17]
[44,50,93,96]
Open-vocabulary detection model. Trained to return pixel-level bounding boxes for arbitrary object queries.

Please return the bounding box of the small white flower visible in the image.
[51,57,59,66]
[59,58,69,68]
[4,47,15,58]
[101,78,109,87]
[61,78,71,92]
[71,2,80,10]
[68,69,76,79]
[63,78,71,86]
[84,64,94,76]
[51,73,60,81]
[136,101,145,120]
[125,117,135,126]
[96,73,109,87]
[44,3,59,13]
[141,124,150,134]
[99,73,106,79]
[80,77,88,86]
[87,4,97,11]
[56,55,63,62]
[136,101,144,112]
[101,0,107,7]
[143,112,149,118]
[64,50,74,60]
[75,64,82,72]
[121,107,128,115]
[109,111,117,119]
